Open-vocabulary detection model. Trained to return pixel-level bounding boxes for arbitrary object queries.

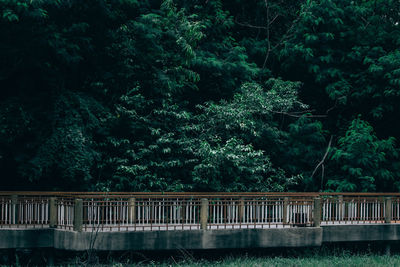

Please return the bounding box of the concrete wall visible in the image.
[54,228,322,251]
[0,225,399,251]
[323,224,400,242]
[0,229,52,249]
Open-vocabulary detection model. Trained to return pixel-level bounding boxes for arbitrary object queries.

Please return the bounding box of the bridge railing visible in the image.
[393,197,400,222]
[206,197,314,229]
[80,197,202,231]
[0,192,399,231]
[321,196,386,224]
[56,197,75,230]
[0,195,49,228]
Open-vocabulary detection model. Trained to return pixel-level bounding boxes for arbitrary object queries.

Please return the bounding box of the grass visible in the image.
[134,255,400,267]
[3,246,400,266]
[5,254,400,266]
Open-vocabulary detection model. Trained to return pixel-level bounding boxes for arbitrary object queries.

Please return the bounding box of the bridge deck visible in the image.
[2,220,397,232]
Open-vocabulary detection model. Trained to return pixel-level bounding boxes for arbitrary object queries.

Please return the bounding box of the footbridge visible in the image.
[1,192,400,250]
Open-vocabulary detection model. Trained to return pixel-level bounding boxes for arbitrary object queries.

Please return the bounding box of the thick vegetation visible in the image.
[1,0,400,192]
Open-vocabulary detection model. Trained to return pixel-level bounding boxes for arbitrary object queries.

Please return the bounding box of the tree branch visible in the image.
[262,0,271,70]
[311,135,333,180]
[235,18,268,30]
[271,110,327,118]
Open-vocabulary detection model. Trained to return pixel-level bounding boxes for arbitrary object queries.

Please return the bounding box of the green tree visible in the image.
[327,117,400,192]
[281,0,400,130]
[2,0,400,193]
[190,80,309,191]
[0,0,112,189]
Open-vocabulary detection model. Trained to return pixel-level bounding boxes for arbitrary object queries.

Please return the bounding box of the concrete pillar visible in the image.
[338,195,343,221]
[49,197,57,228]
[283,197,289,224]
[73,199,83,232]
[385,197,392,224]
[200,198,209,230]
[313,197,322,227]
[238,197,245,223]
[11,195,18,225]
[344,199,349,221]
[128,198,136,224]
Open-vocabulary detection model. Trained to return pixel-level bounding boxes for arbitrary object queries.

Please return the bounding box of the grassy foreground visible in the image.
[7,254,400,266]
[133,255,400,267]
[5,248,400,266]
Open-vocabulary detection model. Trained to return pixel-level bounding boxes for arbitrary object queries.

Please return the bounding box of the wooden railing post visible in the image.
[128,198,136,224]
[11,195,18,225]
[49,197,57,228]
[200,198,209,230]
[385,197,392,223]
[73,199,83,232]
[283,197,289,224]
[313,197,322,227]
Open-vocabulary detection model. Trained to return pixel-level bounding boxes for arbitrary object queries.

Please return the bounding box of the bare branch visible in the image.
[311,135,333,179]
[320,164,325,191]
[271,110,327,118]
[360,16,372,29]
[235,18,268,30]
[262,0,271,70]
[269,14,279,26]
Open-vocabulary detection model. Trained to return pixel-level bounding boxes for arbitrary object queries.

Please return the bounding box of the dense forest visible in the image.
[1,0,400,192]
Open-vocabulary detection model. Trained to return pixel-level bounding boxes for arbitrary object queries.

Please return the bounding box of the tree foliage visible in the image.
[327,118,400,192]
[1,0,400,192]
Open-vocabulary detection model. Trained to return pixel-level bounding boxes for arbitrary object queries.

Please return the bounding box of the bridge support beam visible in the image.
[314,197,321,227]
[73,199,83,232]
[200,198,208,230]
[239,197,245,223]
[338,195,343,220]
[128,198,136,224]
[283,197,289,224]
[11,195,18,225]
[385,197,392,223]
[49,197,57,228]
